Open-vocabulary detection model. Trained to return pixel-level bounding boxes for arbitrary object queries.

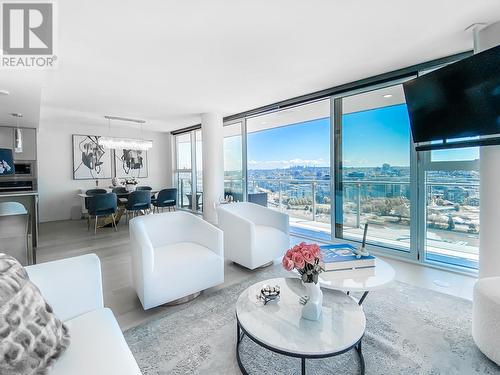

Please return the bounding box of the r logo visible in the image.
[2,3,53,55]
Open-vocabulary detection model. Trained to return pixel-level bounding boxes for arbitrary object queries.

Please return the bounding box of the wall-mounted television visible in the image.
[0,148,15,175]
[403,44,500,151]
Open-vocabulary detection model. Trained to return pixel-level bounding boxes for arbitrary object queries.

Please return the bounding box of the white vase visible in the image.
[301,281,323,321]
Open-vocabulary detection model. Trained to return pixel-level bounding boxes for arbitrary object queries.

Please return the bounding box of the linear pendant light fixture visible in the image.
[100,115,153,150]
[11,113,23,153]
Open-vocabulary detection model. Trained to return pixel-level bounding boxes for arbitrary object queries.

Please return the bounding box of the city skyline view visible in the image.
[239,104,480,172]
[222,101,480,270]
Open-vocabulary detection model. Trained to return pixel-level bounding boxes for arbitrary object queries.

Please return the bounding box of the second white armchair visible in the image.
[217,202,289,270]
[129,211,224,310]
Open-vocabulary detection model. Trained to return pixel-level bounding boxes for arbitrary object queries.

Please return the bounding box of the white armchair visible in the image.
[26,254,141,375]
[217,202,289,270]
[472,277,500,365]
[129,211,224,310]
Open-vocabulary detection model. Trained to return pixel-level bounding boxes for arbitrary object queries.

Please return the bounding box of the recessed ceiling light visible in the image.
[0,89,10,96]
[383,94,393,98]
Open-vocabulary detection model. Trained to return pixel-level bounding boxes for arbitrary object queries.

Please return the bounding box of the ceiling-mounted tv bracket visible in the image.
[465,23,487,52]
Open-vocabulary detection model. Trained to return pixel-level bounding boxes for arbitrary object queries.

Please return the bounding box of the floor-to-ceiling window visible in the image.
[195,130,203,213]
[334,84,415,256]
[245,99,331,240]
[420,147,479,269]
[174,133,192,209]
[173,129,203,213]
[220,53,479,272]
[223,121,245,201]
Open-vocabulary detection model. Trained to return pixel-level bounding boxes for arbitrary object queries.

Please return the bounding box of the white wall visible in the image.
[37,112,173,222]
[477,21,500,278]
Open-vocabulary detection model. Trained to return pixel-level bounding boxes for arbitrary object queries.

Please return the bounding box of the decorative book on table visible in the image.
[320,244,375,271]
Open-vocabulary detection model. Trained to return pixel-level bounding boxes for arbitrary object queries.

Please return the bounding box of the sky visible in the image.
[241,104,479,170]
[247,118,330,170]
[342,104,410,167]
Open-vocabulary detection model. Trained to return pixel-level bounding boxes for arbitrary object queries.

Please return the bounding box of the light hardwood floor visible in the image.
[37,218,477,332]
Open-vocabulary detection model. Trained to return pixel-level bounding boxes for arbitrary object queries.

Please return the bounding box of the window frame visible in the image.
[417,148,480,270]
[173,130,203,212]
[223,119,248,202]
[330,76,418,261]
[219,51,479,275]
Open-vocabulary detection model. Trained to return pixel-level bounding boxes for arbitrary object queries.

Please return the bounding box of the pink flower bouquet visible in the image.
[282,242,324,284]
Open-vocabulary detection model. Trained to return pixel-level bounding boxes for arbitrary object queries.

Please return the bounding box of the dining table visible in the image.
[78,189,159,227]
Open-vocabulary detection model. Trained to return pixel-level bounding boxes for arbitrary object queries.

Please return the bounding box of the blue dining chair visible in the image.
[152,188,177,213]
[84,188,107,209]
[136,186,154,203]
[125,190,151,222]
[88,193,118,234]
[85,188,107,228]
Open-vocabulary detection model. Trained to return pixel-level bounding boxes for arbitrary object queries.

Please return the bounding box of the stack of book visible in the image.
[320,244,375,276]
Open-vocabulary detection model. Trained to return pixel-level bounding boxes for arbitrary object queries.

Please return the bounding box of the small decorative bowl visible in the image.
[258,284,280,305]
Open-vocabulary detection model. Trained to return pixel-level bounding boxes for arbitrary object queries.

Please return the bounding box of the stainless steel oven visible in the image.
[0,161,37,192]
[13,161,35,177]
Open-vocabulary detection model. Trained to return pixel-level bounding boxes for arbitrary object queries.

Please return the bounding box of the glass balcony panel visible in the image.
[282,181,314,222]
[341,181,411,251]
[224,179,244,201]
[246,179,331,241]
[248,179,280,209]
[424,170,479,269]
[176,172,192,209]
[314,181,331,225]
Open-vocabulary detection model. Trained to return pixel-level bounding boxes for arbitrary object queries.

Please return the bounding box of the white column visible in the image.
[476,21,500,278]
[201,113,224,224]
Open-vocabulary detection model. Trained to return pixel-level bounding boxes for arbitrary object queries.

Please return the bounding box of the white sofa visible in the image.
[25,254,141,375]
[217,202,289,270]
[472,276,500,365]
[129,211,224,310]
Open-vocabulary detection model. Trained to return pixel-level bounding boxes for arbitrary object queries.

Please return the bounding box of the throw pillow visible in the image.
[0,253,70,375]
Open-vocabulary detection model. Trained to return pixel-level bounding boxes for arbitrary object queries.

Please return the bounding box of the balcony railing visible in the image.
[224,176,479,268]
[238,178,478,224]
[177,175,203,211]
[243,178,414,227]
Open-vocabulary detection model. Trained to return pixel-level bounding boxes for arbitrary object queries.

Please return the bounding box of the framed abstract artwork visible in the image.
[115,149,148,179]
[72,135,112,180]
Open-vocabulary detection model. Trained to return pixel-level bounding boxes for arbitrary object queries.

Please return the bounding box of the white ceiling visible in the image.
[1,0,499,132]
[0,71,44,128]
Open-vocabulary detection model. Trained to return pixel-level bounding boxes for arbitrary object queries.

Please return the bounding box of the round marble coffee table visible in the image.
[235,278,366,374]
[319,257,395,305]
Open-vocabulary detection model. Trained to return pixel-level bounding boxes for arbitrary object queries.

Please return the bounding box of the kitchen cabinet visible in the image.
[0,127,37,161]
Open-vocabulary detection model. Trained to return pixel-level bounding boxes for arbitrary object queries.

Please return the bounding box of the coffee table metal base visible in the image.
[236,318,365,375]
[346,291,369,305]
